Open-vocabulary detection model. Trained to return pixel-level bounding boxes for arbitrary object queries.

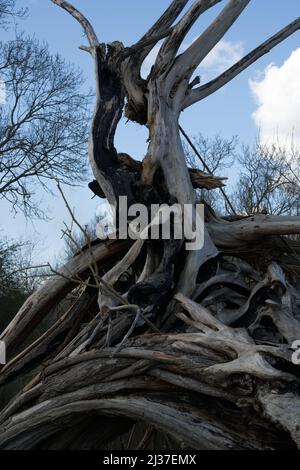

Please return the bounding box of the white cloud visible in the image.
[141,39,244,81]
[200,40,244,75]
[250,49,300,145]
[0,81,5,105]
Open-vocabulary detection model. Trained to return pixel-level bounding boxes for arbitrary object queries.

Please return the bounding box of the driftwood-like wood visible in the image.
[0,239,129,359]
[1,0,300,450]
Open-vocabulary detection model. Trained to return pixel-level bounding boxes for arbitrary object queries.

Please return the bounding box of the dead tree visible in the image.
[1,0,300,450]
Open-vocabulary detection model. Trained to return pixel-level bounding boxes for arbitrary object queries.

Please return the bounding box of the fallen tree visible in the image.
[1,0,300,450]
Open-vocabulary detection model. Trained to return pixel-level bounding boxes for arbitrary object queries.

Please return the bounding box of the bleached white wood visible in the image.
[184,17,300,108]
[167,0,250,91]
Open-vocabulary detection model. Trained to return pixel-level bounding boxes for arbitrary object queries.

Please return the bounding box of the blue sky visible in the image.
[1,0,300,262]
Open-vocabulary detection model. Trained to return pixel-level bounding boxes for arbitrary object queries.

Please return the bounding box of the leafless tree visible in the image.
[0,0,26,28]
[183,132,237,212]
[183,136,300,216]
[1,0,300,450]
[235,142,300,216]
[0,33,91,216]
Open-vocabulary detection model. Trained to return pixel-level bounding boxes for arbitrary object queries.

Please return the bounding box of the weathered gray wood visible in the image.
[184,17,300,108]
[208,214,300,248]
[3,0,300,451]
[0,292,95,387]
[0,239,129,359]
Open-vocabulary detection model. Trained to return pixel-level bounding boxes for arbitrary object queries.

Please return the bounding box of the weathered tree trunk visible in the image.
[1,0,300,450]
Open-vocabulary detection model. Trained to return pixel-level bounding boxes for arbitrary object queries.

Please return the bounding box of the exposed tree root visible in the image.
[1,221,300,450]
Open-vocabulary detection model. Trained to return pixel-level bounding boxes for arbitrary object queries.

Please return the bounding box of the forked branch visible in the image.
[168,0,250,87]
[122,0,189,121]
[154,0,222,76]
[184,16,300,107]
[133,0,189,57]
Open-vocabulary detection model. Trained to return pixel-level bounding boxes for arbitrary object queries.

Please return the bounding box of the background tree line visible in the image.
[184,134,300,216]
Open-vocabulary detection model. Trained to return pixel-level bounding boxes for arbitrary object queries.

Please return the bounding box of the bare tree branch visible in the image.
[153,0,222,76]
[122,27,174,59]
[168,0,250,88]
[184,17,300,107]
[134,0,190,58]
[50,0,99,48]
[122,0,191,83]
[0,0,27,28]
[122,0,190,122]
